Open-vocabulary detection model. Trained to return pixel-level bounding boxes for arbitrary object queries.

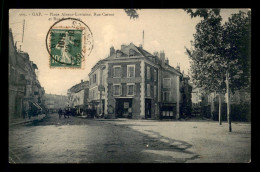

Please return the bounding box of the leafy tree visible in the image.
[124,9,140,19]
[185,9,251,132]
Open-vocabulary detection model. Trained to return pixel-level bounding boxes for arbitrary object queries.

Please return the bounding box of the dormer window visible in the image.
[129,49,135,57]
[116,50,122,58]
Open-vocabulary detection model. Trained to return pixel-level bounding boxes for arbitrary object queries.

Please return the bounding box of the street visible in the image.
[9,114,251,163]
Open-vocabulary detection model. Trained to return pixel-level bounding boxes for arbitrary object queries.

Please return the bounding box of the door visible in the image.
[145,99,152,118]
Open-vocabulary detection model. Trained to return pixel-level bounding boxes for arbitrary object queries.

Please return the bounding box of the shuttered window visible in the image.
[113,84,122,96]
[127,83,136,96]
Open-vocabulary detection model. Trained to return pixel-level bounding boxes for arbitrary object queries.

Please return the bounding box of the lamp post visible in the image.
[99,65,106,117]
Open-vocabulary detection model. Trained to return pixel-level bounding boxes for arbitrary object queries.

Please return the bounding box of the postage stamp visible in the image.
[46,18,93,69]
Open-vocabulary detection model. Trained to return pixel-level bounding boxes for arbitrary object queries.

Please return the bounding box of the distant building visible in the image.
[191,86,203,106]
[67,80,89,111]
[44,94,67,112]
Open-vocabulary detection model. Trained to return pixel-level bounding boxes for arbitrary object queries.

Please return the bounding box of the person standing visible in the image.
[58,108,62,119]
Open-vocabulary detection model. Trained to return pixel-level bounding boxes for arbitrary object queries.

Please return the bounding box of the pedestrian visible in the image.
[58,108,62,119]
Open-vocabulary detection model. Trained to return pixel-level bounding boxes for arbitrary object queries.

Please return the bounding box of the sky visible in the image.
[9,9,250,95]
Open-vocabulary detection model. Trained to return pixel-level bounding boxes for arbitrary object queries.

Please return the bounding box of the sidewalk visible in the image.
[9,114,47,127]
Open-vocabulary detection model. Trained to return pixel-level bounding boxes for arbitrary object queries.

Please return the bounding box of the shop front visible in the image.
[159,103,176,119]
[115,98,133,118]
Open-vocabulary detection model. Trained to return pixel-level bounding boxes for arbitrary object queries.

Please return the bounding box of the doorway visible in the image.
[115,98,133,118]
[145,99,152,119]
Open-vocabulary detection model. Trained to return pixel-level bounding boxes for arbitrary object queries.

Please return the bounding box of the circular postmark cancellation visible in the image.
[46,18,94,69]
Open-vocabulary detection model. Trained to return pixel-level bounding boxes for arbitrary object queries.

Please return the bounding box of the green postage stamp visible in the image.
[50,29,83,68]
[46,18,93,69]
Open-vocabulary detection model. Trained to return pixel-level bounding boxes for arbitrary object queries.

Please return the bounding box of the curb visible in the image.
[9,115,47,127]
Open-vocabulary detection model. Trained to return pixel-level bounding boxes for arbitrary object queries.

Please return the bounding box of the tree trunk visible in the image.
[218,93,222,125]
[226,71,232,132]
[210,91,215,119]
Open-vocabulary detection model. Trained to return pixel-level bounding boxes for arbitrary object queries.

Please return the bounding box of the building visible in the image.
[88,43,192,119]
[44,94,68,112]
[9,29,45,121]
[180,73,192,117]
[67,80,89,113]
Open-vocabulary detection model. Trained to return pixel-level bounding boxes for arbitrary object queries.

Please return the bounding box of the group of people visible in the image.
[58,108,70,119]
[57,107,103,119]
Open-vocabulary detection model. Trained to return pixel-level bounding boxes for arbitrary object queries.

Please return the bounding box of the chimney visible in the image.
[139,44,143,49]
[81,80,83,83]
[165,57,169,65]
[110,46,115,56]
[176,63,180,71]
[160,51,165,67]
[121,44,127,50]
[153,51,159,57]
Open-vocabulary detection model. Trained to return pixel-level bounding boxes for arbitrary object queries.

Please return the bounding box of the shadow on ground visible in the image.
[19,114,200,163]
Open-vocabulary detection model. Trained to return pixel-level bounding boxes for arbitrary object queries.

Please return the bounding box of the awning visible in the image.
[31,102,42,110]
[114,97,133,99]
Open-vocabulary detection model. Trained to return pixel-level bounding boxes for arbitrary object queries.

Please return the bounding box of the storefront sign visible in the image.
[124,102,129,108]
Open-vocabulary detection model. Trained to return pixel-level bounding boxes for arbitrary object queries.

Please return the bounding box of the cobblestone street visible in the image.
[9,113,251,163]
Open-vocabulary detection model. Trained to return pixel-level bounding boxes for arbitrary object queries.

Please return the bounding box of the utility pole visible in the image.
[218,93,222,125]
[142,30,144,48]
[226,71,232,132]
[22,19,25,43]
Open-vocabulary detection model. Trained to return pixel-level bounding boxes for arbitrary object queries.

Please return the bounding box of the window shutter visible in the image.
[113,85,115,95]
[120,85,122,96]
[134,85,136,96]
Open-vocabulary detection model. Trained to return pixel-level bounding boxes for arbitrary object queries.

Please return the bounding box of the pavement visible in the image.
[9,114,47,127]
[8,113,251,163]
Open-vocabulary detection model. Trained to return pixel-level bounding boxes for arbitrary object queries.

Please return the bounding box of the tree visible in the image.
[124,9,140,20]
[185,9,251,132]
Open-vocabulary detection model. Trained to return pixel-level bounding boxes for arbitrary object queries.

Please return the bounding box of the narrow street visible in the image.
[9,113,250,163]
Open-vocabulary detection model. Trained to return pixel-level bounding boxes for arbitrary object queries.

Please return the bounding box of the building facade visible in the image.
[67,80,89,112]
[88,43,192,119]
[9,29,45,121]
[44,94,68,112]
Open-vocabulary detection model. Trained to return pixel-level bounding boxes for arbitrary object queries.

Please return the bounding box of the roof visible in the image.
[90,42,182,76]
[68,81,89,93]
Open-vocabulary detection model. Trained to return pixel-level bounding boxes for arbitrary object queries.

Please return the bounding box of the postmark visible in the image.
[46,18,93,69]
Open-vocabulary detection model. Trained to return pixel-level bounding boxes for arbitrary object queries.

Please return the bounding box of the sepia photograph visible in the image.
[8,8,251,163]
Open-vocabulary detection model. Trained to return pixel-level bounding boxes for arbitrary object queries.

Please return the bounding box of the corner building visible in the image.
[89,43,185,119]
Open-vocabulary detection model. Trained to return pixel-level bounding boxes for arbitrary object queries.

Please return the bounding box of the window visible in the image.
[147,84,150,97]
[93,74,97,83]
[113,66,121,78]
[147,66,151,80]
[129,49,135,57]
[163,78,171,88]
[113,84,122,96]
[127,65,135,78]
[154,85,157,98]
[127,83,135,96]
[163,91,171,101]
[154,69,157,81]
